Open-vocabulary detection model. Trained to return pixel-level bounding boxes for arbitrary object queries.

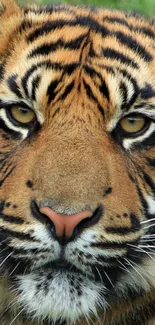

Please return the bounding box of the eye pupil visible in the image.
[128,118,136,124]
[19,107,29,114]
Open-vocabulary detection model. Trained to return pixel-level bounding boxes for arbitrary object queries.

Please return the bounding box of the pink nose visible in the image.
[40,206,93,238]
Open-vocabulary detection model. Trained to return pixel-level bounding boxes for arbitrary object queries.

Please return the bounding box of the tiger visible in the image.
[1,0,155,324]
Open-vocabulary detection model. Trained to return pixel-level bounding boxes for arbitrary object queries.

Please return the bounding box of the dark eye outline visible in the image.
[116,113,151,139]
[1,102,38,129]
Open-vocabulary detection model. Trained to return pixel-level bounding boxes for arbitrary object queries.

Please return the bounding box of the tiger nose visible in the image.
[40,206,93,238]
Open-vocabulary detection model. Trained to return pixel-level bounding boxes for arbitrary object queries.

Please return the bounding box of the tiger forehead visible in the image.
[1,4,155,124]
[5,5,155,69]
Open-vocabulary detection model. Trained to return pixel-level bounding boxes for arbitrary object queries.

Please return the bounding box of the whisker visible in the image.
[0,238,8,245]
[143,223,155,230]
[8,307,25,325]
[117,260,137,282]
[136,246,155,261]
[0,246,11,254]
[0,251,14,267]
[128,243,155,257]
[136,249,155,256]
[141,217,155,224]
[84,313,91,325]
[123,257,148,286]
[87,313,97,325]
[140,239,155,242]
[118,260,132,274]
[141,234,155,238]
[0,297,18,322]
[95,266,103,283]
[104,270,114,288]
[139,245,155,248]
[9,262,21,277]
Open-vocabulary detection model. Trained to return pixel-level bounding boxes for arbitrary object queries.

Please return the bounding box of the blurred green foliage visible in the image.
[19,0,155,16]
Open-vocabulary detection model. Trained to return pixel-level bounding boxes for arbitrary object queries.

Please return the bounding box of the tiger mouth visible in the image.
[35,259,85,275]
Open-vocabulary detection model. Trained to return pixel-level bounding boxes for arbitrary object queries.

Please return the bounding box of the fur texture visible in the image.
[0,1,155,324]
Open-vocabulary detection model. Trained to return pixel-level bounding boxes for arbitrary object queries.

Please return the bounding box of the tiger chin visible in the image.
[0,0,155,324]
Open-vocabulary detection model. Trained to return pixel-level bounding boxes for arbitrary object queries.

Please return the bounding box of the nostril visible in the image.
[31,200,103,243]
[72,204,103,238]
[40,206,93,238]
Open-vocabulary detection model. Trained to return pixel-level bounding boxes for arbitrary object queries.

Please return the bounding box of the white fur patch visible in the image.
[17,270,107,323]
[145,194,155,215]
[123,122,155,150]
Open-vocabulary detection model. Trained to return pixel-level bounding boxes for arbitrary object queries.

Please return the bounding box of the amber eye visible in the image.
[10,106,36,124]
[119,114,147,134]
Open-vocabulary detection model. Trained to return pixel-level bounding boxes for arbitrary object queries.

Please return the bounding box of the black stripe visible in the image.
[0,62,5,81]
[26,17,152,64]
[142,171,155,191]
[114,31,152,62]
[140,83,155,100]
[134,102,155,110]
[0,166,15,186]
[0,158,10,171]
[0,156,10,169]
[146,157,155,167]
[137,185,149,218]
[91,242,129,249]
[0,119,21,139]
[16,20,33,34]
[2,160,15,176]
[28,34,87,58]
[133,26,155,39]
[7,74,23,99]
[13,246,50,254]
[83,79,105,118]
[87,64,138,109]
[47,79,60,104]
[21,61,78,98]
[105,226,139,234]
[0,213,24,224]
[106,214,140,235]
[88,42,96,58]
[84,65,99,78]
[31,75,41,100]
[117,68,139,109]
[119,81,128,108]
[104,17,155,39]
[103,16,130,28]
[27,17,109,42]
[99,80,110,101]
[24,4,75,15]
[0,201,5,212]
[134,130,155,148]
[83,78,99,103]
[84,65,110,100]
[0,227,35,241]
[60,81,74,101]
[102,48,139,69]
[21,65,38,98]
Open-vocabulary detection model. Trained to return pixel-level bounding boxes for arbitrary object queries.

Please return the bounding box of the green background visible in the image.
[18,0,155,16]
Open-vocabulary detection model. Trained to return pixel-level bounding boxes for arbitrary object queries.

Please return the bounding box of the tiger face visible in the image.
[0,0,155,324]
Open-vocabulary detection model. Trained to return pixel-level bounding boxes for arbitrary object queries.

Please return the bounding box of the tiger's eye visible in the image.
[11,106,35,124]
[119,115,146,134]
